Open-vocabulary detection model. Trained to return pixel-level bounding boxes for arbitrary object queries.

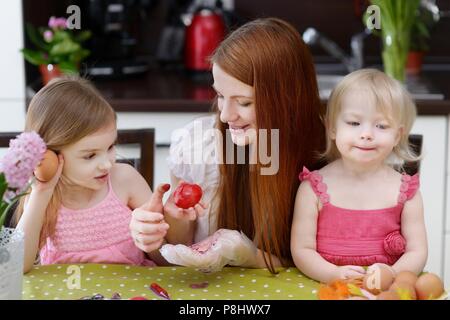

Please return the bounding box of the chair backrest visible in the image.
[402,134,423,176]
[115,128,155,189]
[0,128,155,189]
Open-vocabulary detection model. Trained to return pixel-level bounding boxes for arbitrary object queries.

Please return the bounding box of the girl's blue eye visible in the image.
[347,121,360,126]
[377,124,389,129]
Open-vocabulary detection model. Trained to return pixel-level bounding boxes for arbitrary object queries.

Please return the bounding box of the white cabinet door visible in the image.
[411,116,447,278]
[0,101,26,132]
[447,115,450,235]
[0,0,25,99]
[117,112,212,145]
[444,234,450,289]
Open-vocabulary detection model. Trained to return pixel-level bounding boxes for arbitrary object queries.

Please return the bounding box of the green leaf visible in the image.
[50,40,80,56]
[20,48,48,65]
[416,21,430,38]
[25,23,50,51]
[52,30,71,42]
[75,30,92,43]
[0,173,7,201]
[68,49,90,64]
[58,61,79,74]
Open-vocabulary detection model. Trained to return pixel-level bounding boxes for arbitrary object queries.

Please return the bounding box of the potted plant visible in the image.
[406,6,436,75]
[21,16,92,85]
[367,0,421,82]
[0,132,47,300]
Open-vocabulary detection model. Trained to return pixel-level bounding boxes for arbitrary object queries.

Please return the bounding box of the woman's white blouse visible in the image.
[167,115,220,242]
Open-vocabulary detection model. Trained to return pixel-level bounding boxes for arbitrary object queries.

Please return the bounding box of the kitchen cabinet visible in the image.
[117,112,212,145]
[445,235,450,289]
[411,116,447,280]
[0,0,26,141]
[0,1,25,101]
[0,101,26,132]
[444,114,450,288]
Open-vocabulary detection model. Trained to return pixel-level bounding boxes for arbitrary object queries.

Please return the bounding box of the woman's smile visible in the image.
[228,124,251,134]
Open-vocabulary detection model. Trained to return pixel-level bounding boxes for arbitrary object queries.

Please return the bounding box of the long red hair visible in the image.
[211,18,326,273]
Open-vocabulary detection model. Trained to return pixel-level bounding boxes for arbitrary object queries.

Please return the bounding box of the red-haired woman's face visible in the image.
[212,63,257,146]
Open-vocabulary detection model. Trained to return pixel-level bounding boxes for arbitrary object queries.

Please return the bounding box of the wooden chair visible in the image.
[402,134,423,176]
[0,128,155,188]
[115,128,155,189]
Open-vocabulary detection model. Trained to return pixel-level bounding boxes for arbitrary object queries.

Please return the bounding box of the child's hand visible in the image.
[31,154,64,195]
[335,265,366,280]
[164,180,208,221]
[130,183,171,253]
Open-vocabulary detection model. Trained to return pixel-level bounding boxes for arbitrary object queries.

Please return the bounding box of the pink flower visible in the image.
[43,30,53,42]
[48,16,67,29]
[0,132,46,198]
[48,16,57,28]
[383,230,406,257]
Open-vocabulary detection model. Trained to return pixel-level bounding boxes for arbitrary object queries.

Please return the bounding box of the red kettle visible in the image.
[184,8,226,72]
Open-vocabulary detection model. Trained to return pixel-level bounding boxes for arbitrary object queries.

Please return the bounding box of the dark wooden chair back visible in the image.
[402,134,423,176]
[115,128,155,189]
[0,128,155,188]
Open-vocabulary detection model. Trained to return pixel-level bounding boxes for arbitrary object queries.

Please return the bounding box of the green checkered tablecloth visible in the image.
[22,264,320,300]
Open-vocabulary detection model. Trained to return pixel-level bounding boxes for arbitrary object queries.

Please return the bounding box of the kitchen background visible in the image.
[1,0,450,286]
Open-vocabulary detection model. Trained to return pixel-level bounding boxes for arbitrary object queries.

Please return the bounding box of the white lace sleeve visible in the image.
[167,115,218,185]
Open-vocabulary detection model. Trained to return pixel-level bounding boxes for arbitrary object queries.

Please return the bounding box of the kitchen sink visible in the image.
[316,74,344,100]
[316,74,444,101]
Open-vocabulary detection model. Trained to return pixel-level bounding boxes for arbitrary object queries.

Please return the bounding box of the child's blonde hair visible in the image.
[14,76,117,248]
[323,68,420,165]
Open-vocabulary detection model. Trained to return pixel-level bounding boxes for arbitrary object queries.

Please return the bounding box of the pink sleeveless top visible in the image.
[299,167,420,266]
[39,176,155,266]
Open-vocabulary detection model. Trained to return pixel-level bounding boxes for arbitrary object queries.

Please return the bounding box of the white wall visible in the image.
[0,0,26,133]
[411,116,448,280]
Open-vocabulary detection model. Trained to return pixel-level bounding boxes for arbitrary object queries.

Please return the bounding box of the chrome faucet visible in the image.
[302,27,371,73]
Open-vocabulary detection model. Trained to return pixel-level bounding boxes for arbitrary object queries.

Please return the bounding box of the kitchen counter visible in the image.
[93,67,450,115]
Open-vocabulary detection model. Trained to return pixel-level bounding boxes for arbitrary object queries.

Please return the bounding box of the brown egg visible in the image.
[34,150,58,182]
[390,281,417,300]
[363,264,395,294]
[415,273,444,300]
[394,271,418,286]
[377,290,399,300]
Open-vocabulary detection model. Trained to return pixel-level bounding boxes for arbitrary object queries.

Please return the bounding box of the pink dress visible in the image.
[39,176,155,266]
[299,167,420,266]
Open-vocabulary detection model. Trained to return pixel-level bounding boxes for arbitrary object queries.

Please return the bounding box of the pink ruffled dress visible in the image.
[39,175,155,266]
[299,167,420,266]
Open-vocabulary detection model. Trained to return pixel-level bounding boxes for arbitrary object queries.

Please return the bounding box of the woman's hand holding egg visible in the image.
[163,180,208,221]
